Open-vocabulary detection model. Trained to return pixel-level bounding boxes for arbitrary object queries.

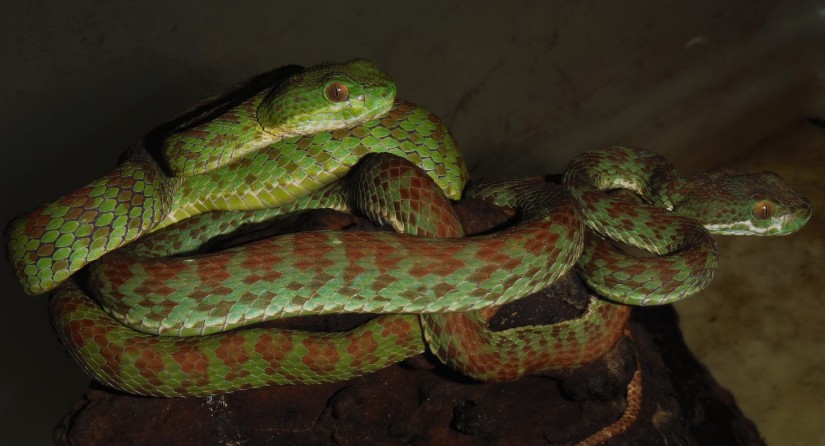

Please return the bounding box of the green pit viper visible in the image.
[6,59,812,444]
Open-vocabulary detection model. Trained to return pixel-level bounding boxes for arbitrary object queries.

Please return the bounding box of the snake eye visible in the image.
[325,82,349,103]
[752,200,775,220]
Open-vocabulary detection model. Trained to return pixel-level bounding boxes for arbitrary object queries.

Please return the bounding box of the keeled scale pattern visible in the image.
[123,98,469,258]
[423,299,630,382]
[125,181,351,258]
[51,156,605,396]
[87,174,583,337]
[564,146,718,305]
[163,91,273,177]
[6,146,177,295]
[160,100,468,228]
[42,143,811,443]
[8,100,466,295]
[51,281,424,397]
[421,178,631,381]
[7,61,403,296]
[163,59,397,177]
[563,145,811,305]
[347,153,465,239]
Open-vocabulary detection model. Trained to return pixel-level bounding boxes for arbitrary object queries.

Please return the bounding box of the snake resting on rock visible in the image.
[6,59,812,444]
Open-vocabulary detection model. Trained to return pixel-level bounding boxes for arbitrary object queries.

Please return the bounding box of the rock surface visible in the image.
[52,304,765,445]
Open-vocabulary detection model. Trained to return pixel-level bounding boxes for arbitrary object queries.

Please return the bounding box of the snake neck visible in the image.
[563,146,681,211]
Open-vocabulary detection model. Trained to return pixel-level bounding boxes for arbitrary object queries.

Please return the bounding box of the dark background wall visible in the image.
[2,1,823,443]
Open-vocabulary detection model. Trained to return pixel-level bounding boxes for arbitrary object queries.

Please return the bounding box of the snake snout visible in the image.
[792,200,813,225]
[784,191,813,231]
[771,199,812,236]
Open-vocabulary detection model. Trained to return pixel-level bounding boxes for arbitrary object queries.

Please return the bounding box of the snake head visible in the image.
[258,59,396,136]
[677,169,812,236]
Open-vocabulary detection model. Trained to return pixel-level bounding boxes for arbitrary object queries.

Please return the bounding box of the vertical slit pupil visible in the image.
[326,82,349,102]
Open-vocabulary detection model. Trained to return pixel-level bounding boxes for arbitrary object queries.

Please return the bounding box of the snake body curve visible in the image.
[50,155,602,396]
[564,146,811,305]
[45,142,811,396]
[7,59,401,295]
[6,60,813,446]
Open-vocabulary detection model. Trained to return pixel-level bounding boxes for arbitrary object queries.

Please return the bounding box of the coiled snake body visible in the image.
[6,60,812,443]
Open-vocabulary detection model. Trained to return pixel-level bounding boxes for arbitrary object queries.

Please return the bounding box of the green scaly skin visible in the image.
[156,100,466,229]
[51,156,594,396]
[4,56,811,400]
[564,145,812,305]
[6,59,399,295]
[48,145,811,397]
[87,173,580,338]
[52,283,424,395]
[163,59,398,177]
